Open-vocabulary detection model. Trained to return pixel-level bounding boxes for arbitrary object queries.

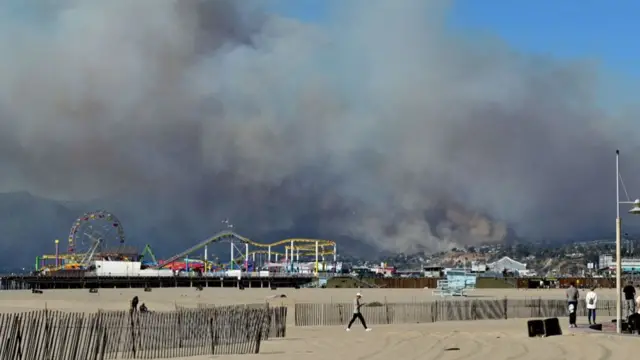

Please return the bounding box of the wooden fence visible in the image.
[0,305,277,360]
[372,277,440,289]
[195,303,288,340]
[337,277,622,289]
[294,298,617,326]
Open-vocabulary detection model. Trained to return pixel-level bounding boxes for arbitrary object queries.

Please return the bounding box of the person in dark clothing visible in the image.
[568,303,577,327]
[623,283,636,318]
[131,296,139,312]
[346,293,371,332]
[566,282,579,328]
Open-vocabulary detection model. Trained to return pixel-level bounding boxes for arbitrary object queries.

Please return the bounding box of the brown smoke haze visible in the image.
[0,0,639,254]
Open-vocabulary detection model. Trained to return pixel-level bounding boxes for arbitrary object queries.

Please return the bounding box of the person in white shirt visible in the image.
[585,287,597,325]
[346,293,372,332]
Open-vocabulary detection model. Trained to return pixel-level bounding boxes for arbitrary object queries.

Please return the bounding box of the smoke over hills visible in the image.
[0,0,638,258]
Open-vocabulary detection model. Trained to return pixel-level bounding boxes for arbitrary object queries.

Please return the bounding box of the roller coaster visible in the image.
[150,230,337,274]
[35,211,339,275]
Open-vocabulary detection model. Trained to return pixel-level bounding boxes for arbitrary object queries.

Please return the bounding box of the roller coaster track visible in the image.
[285,245,331,252]
[40,254,76,260]
[233,250,335,263]
[234,250,284,261]
[154,231,336,269]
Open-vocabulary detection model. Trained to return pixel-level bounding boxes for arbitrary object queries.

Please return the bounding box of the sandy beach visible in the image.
[250,320,627,360]
[245,320,640,360]
[148,319,630,360]
[0,287,629,359]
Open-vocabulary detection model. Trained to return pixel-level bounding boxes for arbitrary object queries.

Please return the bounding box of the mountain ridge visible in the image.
[0,192,386,267]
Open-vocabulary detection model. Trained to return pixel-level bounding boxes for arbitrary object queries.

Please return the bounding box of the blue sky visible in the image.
[267,0,640,78]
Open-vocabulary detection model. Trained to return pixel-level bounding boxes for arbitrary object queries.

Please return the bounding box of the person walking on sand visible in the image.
[346,293,371,332]
[585,287,597,325]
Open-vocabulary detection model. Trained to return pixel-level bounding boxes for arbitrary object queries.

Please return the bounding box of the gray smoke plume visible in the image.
[0,0,638,254]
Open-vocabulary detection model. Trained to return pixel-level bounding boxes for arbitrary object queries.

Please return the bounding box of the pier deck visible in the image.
[0,273,316,290]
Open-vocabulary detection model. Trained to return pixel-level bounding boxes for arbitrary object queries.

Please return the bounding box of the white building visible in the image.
[599,254,614,269]
[94,260,141,276]
[471,261,488,273]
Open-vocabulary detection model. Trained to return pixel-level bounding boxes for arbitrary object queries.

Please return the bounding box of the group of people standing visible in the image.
[566,281,640,328]
[566,282,598,327]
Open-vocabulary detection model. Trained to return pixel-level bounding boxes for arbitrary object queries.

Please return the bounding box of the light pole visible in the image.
[222,219,234,269]
[615,149,640,333]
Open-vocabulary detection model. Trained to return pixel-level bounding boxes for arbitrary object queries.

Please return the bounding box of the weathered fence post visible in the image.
[384,297,390,325]
[254,310,264,354]
[209,317,216,355]
[178,310,183,350]
[503,297,508,319]
[471,300,477,320]
[129,311,137,357]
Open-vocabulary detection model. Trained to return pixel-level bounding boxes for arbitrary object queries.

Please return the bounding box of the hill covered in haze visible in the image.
[0,191,513,268]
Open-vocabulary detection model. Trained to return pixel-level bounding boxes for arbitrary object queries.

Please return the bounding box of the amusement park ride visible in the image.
[34,210,339,277]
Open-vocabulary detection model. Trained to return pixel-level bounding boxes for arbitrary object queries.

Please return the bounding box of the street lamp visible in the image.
[615,149,640,333]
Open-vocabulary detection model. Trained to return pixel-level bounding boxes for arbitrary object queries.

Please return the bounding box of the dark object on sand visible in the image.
[32,289,43,294]
[144,287,152,292]
[271,285,277,290]
[543,317,562,337]
[139,303,148,313]
[444,347,460,351]
[527,319,545,337]
[89,288,98,293]
[589,324,603,331]
[612,319,630,333]
[628,313,640,333]
[131,296,139,311]
[196,285,203,291]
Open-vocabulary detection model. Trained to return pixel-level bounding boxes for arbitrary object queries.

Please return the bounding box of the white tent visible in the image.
[487,256,527,272]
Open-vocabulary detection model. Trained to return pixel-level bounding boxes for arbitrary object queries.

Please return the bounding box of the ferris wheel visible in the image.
[67,210,126,256]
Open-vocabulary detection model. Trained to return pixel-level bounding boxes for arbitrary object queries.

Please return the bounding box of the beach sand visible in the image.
[0,288,628,359]
[148,319,628,360]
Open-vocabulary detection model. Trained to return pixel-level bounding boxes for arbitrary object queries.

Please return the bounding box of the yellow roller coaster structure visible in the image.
[233,249,335,263]
[153,231,337,275]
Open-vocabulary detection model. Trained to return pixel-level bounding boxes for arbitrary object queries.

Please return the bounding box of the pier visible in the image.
[0,273,316,290]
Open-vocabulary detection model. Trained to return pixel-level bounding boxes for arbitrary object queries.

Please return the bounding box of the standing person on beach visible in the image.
[623,282,636,317]
[346,293,372,332]
[585,287,598,325]
[566,282,579,328]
